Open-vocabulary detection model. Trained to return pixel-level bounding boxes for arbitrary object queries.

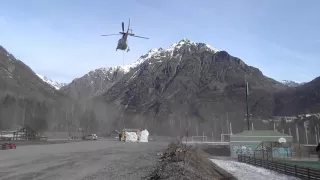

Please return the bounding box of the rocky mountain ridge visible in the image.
[36,74,67,90]
[59,66,126,100]
[60,38,236,100]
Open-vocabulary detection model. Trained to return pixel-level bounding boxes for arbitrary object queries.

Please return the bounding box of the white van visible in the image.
[86,134,98,140]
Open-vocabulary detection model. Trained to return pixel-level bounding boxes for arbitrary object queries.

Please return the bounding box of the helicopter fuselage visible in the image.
[116,34,128,51]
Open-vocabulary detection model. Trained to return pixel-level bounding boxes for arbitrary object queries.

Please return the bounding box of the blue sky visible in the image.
[0,0,319,83]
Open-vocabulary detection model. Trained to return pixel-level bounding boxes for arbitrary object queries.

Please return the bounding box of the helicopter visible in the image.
[101,19,149,52]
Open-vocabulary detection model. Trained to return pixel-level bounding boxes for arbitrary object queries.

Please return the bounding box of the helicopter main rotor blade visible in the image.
[130,34,149,39]
[128,18,130,31]
[101,34,121,36]
[122,22,124,32]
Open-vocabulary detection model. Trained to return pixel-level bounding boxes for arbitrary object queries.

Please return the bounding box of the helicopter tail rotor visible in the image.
[122,22,124,32]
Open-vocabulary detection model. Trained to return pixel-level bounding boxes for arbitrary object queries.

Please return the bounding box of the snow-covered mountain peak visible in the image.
[281,80,305,87]
[119,48,164,73]
[167,38,218,54]
[84,39,220,81]
[36,74,67,90]
[109,39,219,74]
[97,66,121,74]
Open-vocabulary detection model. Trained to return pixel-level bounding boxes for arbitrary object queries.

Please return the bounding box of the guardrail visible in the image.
[238,155,320,180]
[0,136,48,141]
[182,141,230,145]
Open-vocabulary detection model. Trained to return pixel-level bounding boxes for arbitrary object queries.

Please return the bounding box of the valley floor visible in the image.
[0,139,167,180]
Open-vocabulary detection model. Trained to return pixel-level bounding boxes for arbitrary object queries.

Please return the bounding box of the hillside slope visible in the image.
[0,46,70,130]
[59,48,163,101]
[275,77,320,116]
[59,67,126,101]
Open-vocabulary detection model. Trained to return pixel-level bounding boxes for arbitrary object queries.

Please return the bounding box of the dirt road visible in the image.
[0,139,167,180]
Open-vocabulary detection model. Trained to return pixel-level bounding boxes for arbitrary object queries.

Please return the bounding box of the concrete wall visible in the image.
[230,143,258,157]
[230,142,292,158]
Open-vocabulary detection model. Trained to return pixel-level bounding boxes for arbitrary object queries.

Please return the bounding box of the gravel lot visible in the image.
[0,139,168,180]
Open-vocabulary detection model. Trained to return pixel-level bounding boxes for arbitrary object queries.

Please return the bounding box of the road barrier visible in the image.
[238,155,320,180]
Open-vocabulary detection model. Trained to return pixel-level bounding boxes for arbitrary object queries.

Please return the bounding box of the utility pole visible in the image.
[226,113,229,134]
[245,81,250,130]
[296,124,300,143]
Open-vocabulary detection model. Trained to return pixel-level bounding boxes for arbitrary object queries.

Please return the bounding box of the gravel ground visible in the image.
[0,139,167,180]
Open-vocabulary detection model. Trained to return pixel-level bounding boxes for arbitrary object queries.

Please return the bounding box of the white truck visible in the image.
[85,134,98,140]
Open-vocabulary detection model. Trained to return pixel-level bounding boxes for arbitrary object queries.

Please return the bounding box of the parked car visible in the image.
[85,134,98,140]
[1,143,16,150]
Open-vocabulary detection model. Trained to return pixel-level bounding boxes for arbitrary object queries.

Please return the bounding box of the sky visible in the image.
[0,0,319,83]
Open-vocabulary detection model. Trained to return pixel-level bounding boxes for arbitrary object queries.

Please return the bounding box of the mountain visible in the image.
[281,80,304,87]
[0,45,63,100]
[36,74,67,90]
[59,67,126,101]
[96,39,287,135]
[275,77,320,116]
[0,45,74,131]
[59,48,161,101]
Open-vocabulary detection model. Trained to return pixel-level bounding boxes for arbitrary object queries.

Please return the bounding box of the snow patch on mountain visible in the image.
[168,38,217,51]
[120,48,163,73]
[36,74,67,90]
[281,80,304,87]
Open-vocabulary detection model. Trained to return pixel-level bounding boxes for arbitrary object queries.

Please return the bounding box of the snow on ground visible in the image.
[211,159,300,180]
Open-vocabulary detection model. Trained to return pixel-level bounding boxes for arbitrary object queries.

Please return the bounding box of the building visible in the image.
[230,130,293,158]
[0,125,38,141]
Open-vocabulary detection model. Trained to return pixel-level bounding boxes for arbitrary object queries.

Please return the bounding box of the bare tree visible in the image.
[80,109,97,135]
[27,116,48,135]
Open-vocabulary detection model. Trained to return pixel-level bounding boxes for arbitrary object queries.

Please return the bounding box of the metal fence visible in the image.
[238,155,320,180]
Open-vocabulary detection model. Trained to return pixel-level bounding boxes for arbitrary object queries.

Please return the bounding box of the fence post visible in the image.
[294,165,297,177]
[262,142,264,160]
[275,162,278,171]
[284,163,286,174]
[307,168,310,180]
